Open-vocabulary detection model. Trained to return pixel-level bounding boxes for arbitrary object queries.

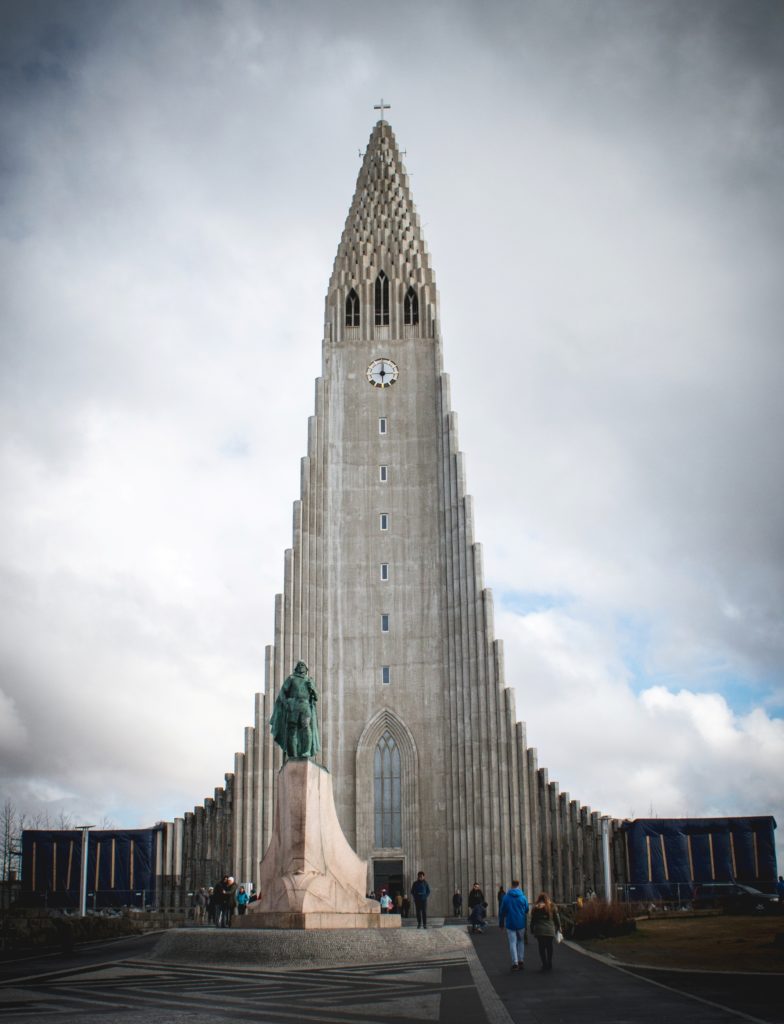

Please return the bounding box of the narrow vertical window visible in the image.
[381,665,391,686]
[345,287,360,327]
[379,513,389,531]
[380,563,389,581]
[404,285,419,326]
[379,465,388,482]
[381,613,389,632]
[379,417,387,435]
[374,271,390,325]
[374,730,401,847]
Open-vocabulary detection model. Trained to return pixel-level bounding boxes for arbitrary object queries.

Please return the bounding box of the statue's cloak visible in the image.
[270,676,321,757]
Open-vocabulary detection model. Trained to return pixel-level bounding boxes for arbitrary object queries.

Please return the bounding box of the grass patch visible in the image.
[577,914,784,972]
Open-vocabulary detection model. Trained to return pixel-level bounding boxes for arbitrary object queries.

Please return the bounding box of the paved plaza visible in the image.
[0,924,780,1024]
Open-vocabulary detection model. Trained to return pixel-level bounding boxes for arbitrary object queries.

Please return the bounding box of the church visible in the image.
[158,115,628,914]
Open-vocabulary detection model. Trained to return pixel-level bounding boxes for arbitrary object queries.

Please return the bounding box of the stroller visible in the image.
[468,901,488,934]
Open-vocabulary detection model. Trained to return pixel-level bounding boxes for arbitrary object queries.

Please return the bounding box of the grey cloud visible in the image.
[1,0,781,834]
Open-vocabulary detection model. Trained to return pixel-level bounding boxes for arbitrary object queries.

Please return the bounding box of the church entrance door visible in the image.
[373,859,403,901]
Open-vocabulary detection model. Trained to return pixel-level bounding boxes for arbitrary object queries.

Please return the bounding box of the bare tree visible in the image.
[55,810,74,830]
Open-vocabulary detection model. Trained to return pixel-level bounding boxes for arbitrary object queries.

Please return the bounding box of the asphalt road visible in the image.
[469,924,783,1024]
[0,926,781,1024]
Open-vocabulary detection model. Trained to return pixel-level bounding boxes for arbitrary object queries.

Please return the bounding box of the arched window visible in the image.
[404,285,419,326]
[374,730,401,847]
[345,288,360,327]
[374,271,390,326]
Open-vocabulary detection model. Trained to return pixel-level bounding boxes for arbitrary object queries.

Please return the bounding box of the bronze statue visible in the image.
[270,661,320,760]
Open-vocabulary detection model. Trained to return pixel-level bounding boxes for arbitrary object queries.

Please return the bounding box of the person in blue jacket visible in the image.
[411,871,431,929]
[498,880,530,971]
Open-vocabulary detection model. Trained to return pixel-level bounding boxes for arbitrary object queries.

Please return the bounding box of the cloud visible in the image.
[0,0,781,864]
[501,607,784,840]
[0,688,27,753]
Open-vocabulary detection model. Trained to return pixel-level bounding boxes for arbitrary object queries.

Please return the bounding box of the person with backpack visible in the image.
[498,880,530,971]
[530,892,562,971]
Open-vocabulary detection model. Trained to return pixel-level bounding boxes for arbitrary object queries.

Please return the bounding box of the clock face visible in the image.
[367,358,399,389]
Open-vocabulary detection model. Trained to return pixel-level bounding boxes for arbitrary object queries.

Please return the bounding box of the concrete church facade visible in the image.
[159,119,627,914]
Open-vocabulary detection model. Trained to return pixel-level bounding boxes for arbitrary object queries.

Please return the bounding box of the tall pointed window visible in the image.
[374,271,390,326]
[345,288,360,327]
[404,285,419,326]
[374,730,401,847]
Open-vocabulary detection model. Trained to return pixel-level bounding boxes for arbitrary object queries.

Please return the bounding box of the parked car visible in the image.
[693,883,781,914]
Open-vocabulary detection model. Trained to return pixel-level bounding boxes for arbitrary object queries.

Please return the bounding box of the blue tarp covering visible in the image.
[21,828,160,908]
[621,817,777,901]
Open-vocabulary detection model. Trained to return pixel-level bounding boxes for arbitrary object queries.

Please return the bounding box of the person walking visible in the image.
[193,887,207,925]
[468,883,485,916]
[411,871,431,929]
[499,880,529,971]
[530,892,561,971]
[206,886,217,926]
[452,889,463,917]
[213,877,227,928]
[401,894,410,919]
[380,890,393,913]
[497,885,506,915]
[223,876,238,928]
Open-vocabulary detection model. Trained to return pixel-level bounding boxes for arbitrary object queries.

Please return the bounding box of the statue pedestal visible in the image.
[236,759,400,930]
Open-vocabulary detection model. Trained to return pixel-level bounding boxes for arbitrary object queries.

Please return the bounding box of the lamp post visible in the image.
[77,826,93,918]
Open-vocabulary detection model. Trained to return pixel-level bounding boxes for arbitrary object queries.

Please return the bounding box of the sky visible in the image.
[1,1,783,867]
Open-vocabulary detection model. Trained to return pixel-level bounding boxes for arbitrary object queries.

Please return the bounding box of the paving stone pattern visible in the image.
[1,927,781,1024]
[0,955,486,1023]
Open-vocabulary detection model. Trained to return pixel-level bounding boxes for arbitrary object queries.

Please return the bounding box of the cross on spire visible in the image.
[374,98,390,123]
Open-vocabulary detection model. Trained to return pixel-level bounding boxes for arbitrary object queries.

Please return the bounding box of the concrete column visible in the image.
[233,752,245,884]
[182,811,194,897]
[549,782,562,901]
[172,818,184,910]
[581,806,593,898]
[601,817,612,901]
[242,727,254,886]
[437,375,460,901]
[558,792,572,902]
[570,800,582,900]
[504,689,523,887]
[527,748,542,898]
[291,500,303,661]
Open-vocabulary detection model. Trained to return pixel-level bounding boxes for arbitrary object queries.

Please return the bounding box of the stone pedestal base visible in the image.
[235,911,400,930]
[237,759,399,930]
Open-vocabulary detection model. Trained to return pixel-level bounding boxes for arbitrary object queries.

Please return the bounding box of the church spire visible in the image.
[326,120,437,343]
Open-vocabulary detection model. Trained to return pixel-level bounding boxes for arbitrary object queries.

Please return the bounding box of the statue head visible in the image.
[294,660,308,676]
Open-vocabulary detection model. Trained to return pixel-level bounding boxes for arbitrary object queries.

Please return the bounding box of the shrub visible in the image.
[572,900,636,939]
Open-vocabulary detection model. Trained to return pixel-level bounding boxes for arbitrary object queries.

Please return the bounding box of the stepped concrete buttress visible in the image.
[236,759,400,929]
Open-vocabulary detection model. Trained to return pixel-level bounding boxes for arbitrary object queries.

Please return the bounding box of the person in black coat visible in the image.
[411,871,431,929]
[452,889,463,916]
[468,883,485,915]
